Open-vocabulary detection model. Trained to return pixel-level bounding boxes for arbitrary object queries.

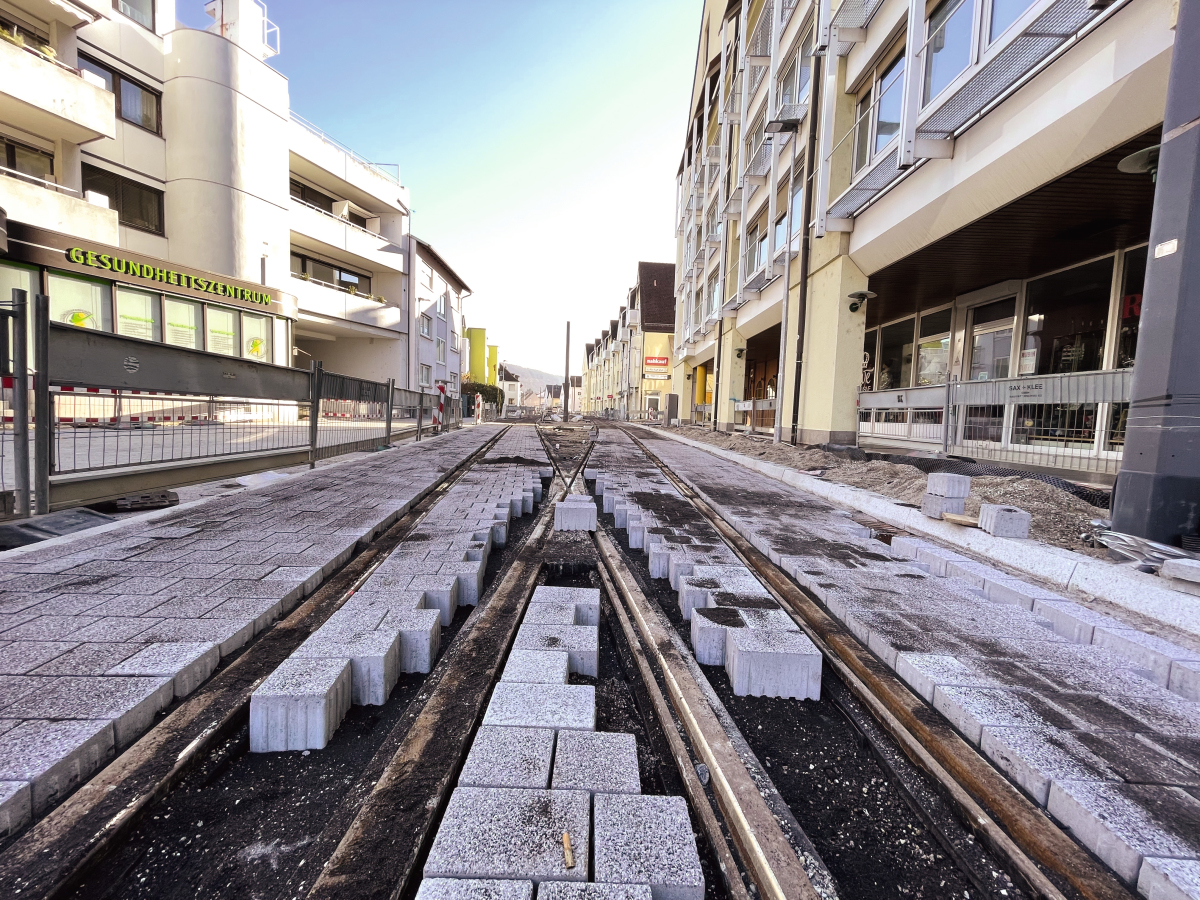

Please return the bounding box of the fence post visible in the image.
[308,362,323,468]
[384,377,394,444]
[33,294,50,514]
[416,390,423,442]
[9,290,29,517]
[942,379,951,454]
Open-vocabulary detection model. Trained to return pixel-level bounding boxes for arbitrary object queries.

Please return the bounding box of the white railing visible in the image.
[290,195,387,241]
[290,112,400,185]
[0,166,78,194]
[857,369,1133,476]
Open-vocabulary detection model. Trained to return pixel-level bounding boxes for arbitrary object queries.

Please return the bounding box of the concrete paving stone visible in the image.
[132,618,254,657]
[1159,558,1200,585]
[551,730,640,796]
[249,656,352,752]
[1030,599,1126,643]
[200,596,284,634]
[530,587,601,626]
[70,616,163,643]
[141,595,229,619]
[921,493,966,520]
[555,500,597,532]
[894,653,1003,703]
[0,592,60,615]
[0,718,114,816]
[1169,661,1200,701]
[933,687,1058,746]
[415,878,534,900]
[410,575,461,627]
[0,615,102,641]
[981,726,1121,806]
[0,779,31,836]
[1138,857,1200,900]
[513,625,598,677]
[1074,731,1200,788]
[54,593,168,618]
[106,642,219,697]
[0,641,78,674]
[1092,627,1200,687]
[978,504,1032,539]
[525,603,578,626]
[168,563,234,579]
[212,578,303,600]
[482,683,595,732]
[1096,690,1200,736]
[295,625,399,706]
[31,642,143,676]
[379,609,442,673]
[539,885,653,900]
[725,628,822,700]
[502,650,570,685]
[459,726,555,789]
[424,787,591,884]
[593,793,703,900]
[20,593,113,617]
[914,544,972,576]
[3,675,172,748]
[944,558,1008,588]
[736,608,798,631]
[926,472,971,498]
[441,559,486,606]
[90,576,182,596]
[1047,780,1200,885]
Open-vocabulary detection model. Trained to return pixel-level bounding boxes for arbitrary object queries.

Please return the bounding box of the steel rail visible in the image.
[0,426,510,900]
[621,426,1136,900]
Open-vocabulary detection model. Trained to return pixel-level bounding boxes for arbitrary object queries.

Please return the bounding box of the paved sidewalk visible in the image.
[634,429,1200,897]
[0,425,500,833]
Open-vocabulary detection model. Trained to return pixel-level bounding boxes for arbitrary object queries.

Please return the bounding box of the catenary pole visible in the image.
[564,321,570,416]
[1111,0,1200,543]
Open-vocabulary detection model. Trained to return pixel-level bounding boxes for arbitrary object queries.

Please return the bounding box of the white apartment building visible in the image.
[674,0,1174,482]
[0,0,464,397]
[410,238,468,397]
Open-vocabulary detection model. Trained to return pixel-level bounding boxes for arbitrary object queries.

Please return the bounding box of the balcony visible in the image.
[290,273,402,331]
[289,115,406,214]
[0,173,117,243]
[0,34,115,143]
[289,197,406,275]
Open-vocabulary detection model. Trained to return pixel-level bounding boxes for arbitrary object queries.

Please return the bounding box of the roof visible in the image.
[637,262,676,332]
[412,236,472,293]
[570,375,581,387]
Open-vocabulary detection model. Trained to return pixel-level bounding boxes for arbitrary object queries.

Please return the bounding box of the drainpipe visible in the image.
[712,318,724,431]
[790,54,823,445]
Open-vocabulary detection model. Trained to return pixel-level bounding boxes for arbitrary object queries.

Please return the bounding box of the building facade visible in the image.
[0,0,467,400]
[582,262,676,418]
[673,0,1172,480]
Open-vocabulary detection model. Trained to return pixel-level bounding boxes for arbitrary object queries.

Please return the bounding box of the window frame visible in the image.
[1,137,55,186]
[436,294,446,318]
[419,364,432,387]
[113,0,155,32]
[436,337,446,363]
[81,163,164,235]
[289,250,373,297]
[776,27,815,112]
[851,41,907,176]
[450,331,458,351]
[419,314,432,338]
[78,53,161,135]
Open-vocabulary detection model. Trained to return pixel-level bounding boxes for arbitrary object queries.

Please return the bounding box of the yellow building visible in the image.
[465,327,488,383]
[486,345,499,386]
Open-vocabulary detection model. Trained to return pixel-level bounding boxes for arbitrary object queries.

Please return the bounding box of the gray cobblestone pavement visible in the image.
[0,425,501,832]
[636,428,1200,897]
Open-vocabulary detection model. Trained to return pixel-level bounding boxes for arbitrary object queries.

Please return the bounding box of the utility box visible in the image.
[666,393,679,423]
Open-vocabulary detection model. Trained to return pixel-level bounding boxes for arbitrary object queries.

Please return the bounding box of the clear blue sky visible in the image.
[180,0,698,377]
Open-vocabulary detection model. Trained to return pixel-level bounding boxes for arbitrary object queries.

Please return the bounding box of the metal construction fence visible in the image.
[1,290,461,514]
[857,368,1133,479]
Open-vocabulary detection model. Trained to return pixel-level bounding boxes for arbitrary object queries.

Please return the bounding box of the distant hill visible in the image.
[502,364,564,393]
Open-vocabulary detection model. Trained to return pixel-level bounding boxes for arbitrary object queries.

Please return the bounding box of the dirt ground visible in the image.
[660,426,1110,557]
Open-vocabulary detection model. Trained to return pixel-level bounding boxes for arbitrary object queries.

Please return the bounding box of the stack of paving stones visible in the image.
[587,431,821,701]
[0,426,499,835]
[642,432,1200,898]
[417,584,704,900]
[920,472,970,520]
[251,427,554,752]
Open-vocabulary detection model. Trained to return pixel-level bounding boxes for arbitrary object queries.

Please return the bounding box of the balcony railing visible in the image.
[291,271,385,304]
[0,165,78,194]
[290,112,400,185]
[857,368,1132,477]
[291,195,384,240]
[0,28,83,75]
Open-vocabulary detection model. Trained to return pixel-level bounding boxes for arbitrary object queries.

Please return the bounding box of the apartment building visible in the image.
[582,261,676,418]
[0,0,466,398]
[673,0,1174,482]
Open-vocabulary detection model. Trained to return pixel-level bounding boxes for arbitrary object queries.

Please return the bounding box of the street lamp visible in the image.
[767,117,804,444]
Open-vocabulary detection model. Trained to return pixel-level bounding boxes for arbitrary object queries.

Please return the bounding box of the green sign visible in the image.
[67,247,272,306]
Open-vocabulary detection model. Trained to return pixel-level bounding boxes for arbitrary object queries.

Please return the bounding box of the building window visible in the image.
[1021,257,1113,377]
[82,164,163,234]
[79,55,160,133]
[114,0,154,30]
[853,50,905,173]
[289,179,334,213]
[1116,246,1147,369]
[420,261,434,289]
[419,364,432,386]
[1,138,54,187]
[449,372,458,389]
[777,28,814,110]
[990,0,1035,42]
[450,331,458,350]
[773,215,786,258]
[437,294,446,317]
[419,314,432,337]
[48,272,113,331]
[878,317,915,389]
[289,251,373,297]
[436,338,446,363]
[915,307,953,386]
[923,0,973,105]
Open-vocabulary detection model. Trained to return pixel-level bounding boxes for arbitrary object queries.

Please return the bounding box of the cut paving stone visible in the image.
[502,649,570,685]
[894,653,1003,703]
[530,587,601,626]
[482,683,595,732]
[927,472,971,498]
[932,687,1051,746]
[0,718,114,815]
[1091,627,1200,687]
[513,625,598,677]
[415,883,532,900]
[921,493,966,520]
[415,879,534,900]
[551,730,640,795]
[593,793,704,900]
[249,657,352,752]
[384,609,442,674]
[1138,857,1200,900]
[538,885,654,900]
[105,642,219,697]
[0,780,30,836]
[423,787,591,884]
[979,503,1032,538]
[1047,780,1200,885]
[459,726,555,789]
[294,628,399,706]
[725,628,822,699]
[690,607,743,666]
[524,603,578,626]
